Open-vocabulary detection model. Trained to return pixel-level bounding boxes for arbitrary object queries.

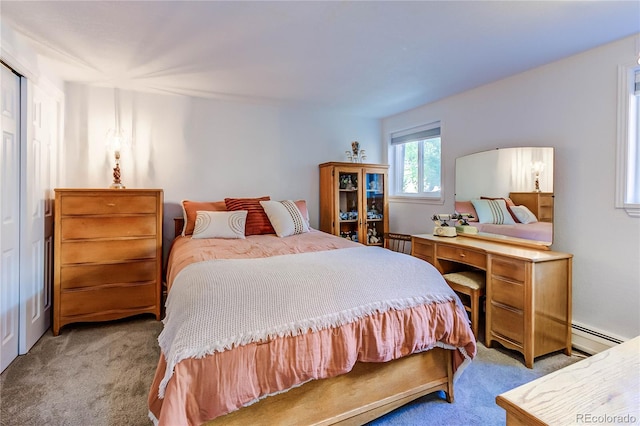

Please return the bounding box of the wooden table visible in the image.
[496,336,640,425]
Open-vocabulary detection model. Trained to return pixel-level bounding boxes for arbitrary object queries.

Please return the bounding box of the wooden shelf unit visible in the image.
[319,162,388,246]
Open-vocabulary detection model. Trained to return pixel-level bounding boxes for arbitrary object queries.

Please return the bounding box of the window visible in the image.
[390,122,442,201]
[616,65,640,217]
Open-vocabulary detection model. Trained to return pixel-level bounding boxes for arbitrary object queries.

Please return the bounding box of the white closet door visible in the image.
[19,80,54,353]
[0,63,21,372]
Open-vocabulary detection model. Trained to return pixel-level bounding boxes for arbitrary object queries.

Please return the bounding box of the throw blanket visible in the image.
[157,245,461,398]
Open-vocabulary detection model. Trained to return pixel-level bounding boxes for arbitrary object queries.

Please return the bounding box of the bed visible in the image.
[148,198,476,426]
[455,198,553,243]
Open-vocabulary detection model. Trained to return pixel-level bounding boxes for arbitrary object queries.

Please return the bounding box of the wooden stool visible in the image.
[442,271,486,339]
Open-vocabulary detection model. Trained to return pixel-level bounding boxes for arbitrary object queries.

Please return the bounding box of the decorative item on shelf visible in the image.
[339,175,349,189]
[346,141,367,163]
[340,230,358,242]
[345,175,356,190]
[367,201,383,220]
[340,209,359,221]
[532,161,544,192]
[367,226,380,244]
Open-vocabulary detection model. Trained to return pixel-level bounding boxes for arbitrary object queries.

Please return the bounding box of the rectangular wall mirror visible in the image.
[455,147,554,245]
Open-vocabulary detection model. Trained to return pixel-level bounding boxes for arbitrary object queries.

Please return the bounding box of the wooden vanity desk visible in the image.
[411,233,572,368]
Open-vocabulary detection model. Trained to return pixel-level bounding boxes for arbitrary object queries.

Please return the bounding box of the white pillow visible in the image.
[470,199,516,225]
[259,200,310,237]
[192,210,247,239]
[511,205,538,224]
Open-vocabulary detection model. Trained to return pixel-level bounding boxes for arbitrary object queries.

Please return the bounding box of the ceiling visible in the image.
[2,1,639,118]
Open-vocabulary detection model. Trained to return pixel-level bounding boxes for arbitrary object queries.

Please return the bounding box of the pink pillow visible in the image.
[455,201,479,222]
[181,200,227,236]
[294,200,310,226]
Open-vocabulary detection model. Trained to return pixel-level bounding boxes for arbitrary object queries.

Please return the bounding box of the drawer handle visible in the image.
[107,203,116,207]
[459,253,466,258]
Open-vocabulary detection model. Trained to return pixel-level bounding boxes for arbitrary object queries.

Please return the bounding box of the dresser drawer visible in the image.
[538,195,554,207]
[60,260,157,290]
[60,238,157,264]
[491,303,524,345]
[491,276,524,310]
[412,239,435,264]
[538,206,553,222]
[491,257,526,282]
[438,244,486,269]
[60,216,157,240]
[60,194,158,215]
[60,282,157,317]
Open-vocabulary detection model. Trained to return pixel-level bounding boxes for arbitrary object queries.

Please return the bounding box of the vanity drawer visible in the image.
[438,244,486,269]
[412,239,435,265]
[491,257,526,282]
[491,277,524,310]
[490,303,524,345]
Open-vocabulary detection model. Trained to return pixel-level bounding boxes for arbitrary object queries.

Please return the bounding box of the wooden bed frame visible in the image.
[170,217,457,426]
[205,348,454,426]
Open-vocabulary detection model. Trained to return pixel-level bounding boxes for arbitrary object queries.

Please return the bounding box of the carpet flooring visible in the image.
[0,315,585,426]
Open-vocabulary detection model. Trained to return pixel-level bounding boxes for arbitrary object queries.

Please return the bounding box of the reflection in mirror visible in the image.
[455,147,554,245]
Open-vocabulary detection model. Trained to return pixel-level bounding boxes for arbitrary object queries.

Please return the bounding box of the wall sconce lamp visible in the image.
[106,89,129,189]
[532,161,544,192]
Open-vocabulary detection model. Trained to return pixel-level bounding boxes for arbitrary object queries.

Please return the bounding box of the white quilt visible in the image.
[157,245,461,397]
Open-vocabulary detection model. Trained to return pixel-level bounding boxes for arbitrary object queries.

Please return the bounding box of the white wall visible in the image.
[382,35,640,341]
[62,84,381,252]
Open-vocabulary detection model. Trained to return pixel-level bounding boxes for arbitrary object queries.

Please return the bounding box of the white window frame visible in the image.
[388,122,443,204]
[616,64,640,218]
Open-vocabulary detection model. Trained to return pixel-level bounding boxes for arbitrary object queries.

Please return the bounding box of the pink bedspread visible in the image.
[165,229,359,291]
[474,221,552,242]
[150,231,476,425]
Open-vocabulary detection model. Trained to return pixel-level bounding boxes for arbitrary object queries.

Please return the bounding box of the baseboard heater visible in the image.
[571,322,625,355]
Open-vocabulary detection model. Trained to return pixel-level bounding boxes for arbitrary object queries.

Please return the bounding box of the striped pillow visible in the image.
[471,199,516,225]
[224,196,275,235]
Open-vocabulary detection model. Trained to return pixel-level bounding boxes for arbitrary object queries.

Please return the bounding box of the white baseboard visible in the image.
[571,322,625,355]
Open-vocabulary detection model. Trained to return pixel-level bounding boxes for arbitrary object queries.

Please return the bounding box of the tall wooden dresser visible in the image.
[53,189,163,335]
[509,192,554,223]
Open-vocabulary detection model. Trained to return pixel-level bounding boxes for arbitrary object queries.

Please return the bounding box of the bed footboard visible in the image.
[204,347,454,426]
